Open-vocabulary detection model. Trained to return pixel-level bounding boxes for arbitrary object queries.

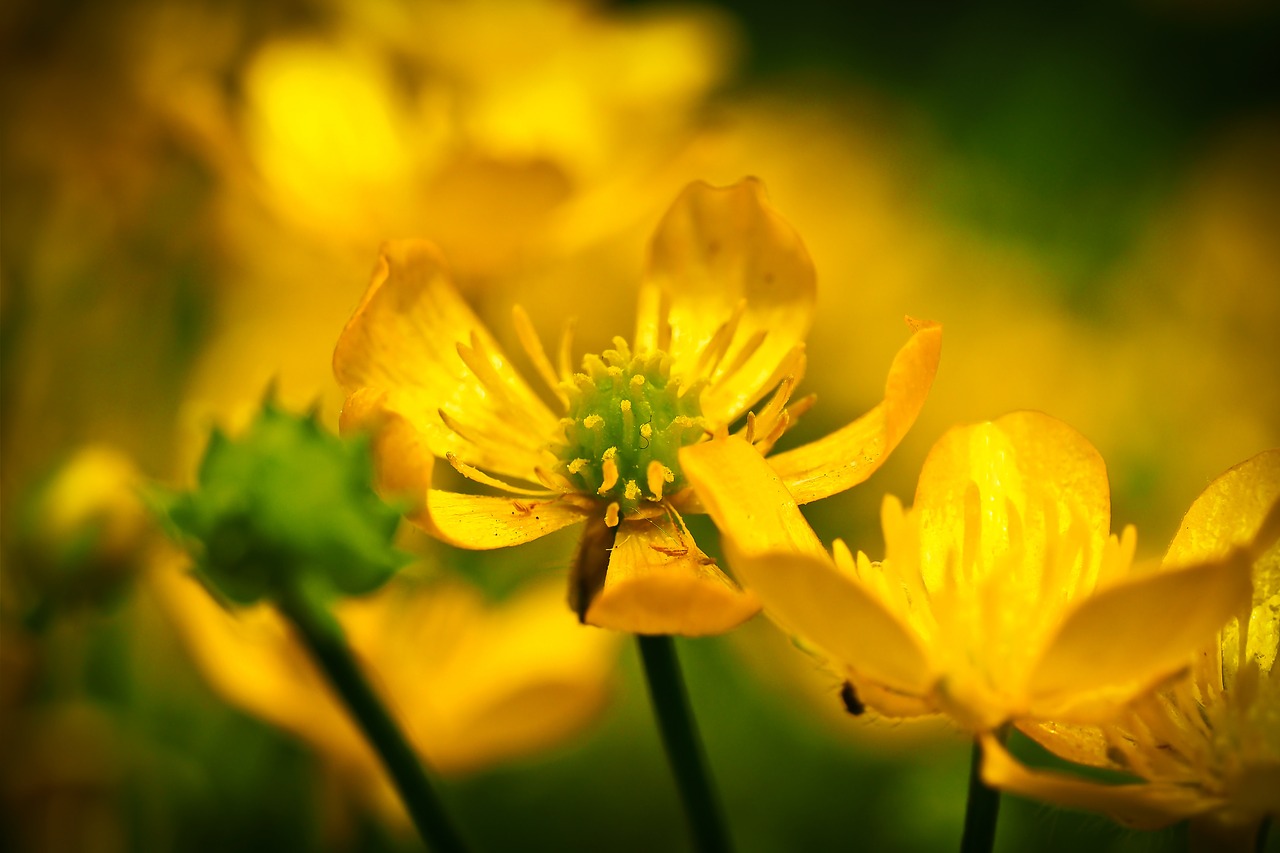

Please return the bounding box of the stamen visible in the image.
[757,410,790,452]
[557,317,577,382]
[712,328,768,387]
[786,393,817,422]
[551,343,709,517]
[621,399,634,443]
[533,466,576,493]
[438,408,529,454]
[456,334,513,404]
[646,461,673,500]
[696,298,746,378]
[512,305,568,406]
[598,448,620,494]
[604,501,621,527]
[750,375,797,439]
[446,452,555,496]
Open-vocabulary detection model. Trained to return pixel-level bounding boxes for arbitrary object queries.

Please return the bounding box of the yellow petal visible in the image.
[1165,449,1280,681]
[339,578,619,775]
[979,733,1217,830]
[340,387,587,549]
[768,319,941,504]
[148,559,368,765]
[679,435,826,558]
[680,435,930,692]
[726,546,932,696]
[1165,449,1280,568]
[584,516,760,636]
[333,239,557,481]
[1026,553,1252,719]
[1016,719,1116,771]
[912,410,1111,596]
[636,178,816,424]
[156,552,618,783]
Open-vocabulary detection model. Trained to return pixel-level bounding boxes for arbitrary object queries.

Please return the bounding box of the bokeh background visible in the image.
[3,0,1278,851]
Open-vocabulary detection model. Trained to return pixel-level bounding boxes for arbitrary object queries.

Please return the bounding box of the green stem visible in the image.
[279,589,469,853]
[959,726,1008,853]
[637,634,732,853]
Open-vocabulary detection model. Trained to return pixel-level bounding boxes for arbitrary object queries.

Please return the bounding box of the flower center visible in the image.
[551,337,709,519]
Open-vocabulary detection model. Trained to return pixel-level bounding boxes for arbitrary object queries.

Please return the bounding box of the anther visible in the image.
[647,461,674,500]
[604,502,621,527]
[582,414,604,430]
[598,449,619,494]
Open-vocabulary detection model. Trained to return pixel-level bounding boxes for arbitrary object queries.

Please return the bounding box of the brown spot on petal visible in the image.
[568,514,618,623]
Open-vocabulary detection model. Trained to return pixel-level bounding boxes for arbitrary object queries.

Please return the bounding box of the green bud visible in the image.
[162,401,407,605]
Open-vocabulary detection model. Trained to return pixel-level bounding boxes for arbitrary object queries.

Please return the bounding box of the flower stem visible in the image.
[637,634,732,853]
[279,588,469,853]
[959,726,1008,853]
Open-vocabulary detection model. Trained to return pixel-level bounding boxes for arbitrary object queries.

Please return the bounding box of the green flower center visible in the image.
[551,337,709,518]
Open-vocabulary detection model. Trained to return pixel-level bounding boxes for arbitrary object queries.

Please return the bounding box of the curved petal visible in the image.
[679,435,826,558]
[679,434,930,693]
[148,560,367,765]
[768,319,941,504]
[340,388,587,549]
[979,733,1216,830]
[1165,449,1280,681]
[1026,552,1253,720]
[726,545,932,697]
[1166,449,1280,568]
[912,410,1111,597]
[637,178,817,424]
[584,516,760,636]
[333,239,558,480]
[339,578,619,775]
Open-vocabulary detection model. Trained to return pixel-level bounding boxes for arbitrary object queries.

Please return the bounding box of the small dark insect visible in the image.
[840,681,865,716]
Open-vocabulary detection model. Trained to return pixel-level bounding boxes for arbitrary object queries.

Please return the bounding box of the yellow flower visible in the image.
[150,557,618,798]
[682,411,1255,731]
[333,178,941,636]
[176,0,737,276]
[16,446,157,604]
[978,449,1280,836]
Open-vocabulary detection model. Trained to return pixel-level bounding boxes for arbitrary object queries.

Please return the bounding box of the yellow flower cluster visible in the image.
[682,416,1277,837]
[324,158,1279,838]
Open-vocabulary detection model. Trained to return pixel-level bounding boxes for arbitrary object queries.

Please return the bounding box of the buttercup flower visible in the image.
[334,178,941,635]
[979,449,1280,838]
[152,561,617,801]
[682,411,1254,729]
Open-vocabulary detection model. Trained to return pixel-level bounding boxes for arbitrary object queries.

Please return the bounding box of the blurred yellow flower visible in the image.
[682,411,1254,733]
[170,0,737,277]
[16,446,157,604]
[151,557,617,797]
[334,178,941,636]
[169,0,740,462]
[979,449,1280,837]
